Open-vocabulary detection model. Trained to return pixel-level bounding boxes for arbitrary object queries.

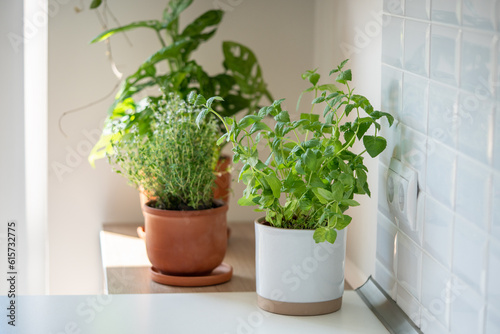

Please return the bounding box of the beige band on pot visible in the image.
[257,295,343,316]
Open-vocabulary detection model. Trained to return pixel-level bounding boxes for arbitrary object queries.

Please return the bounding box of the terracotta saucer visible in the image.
[150,263,233,287]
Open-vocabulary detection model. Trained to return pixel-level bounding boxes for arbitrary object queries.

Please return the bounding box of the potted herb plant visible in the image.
[111,92,232,286]
[88,0,272,205]
[198,60,393,315]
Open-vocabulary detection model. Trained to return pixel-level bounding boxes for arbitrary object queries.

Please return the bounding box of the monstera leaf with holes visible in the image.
[88,0,272,166]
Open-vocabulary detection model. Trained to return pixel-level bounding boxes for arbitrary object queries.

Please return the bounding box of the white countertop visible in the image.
[1,291,388,333]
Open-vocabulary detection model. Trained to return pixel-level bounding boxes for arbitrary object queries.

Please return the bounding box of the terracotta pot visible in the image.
[254,218,346,316]
[143,200,228,276]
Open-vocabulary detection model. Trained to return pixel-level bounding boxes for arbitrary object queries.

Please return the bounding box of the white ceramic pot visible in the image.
[255,218,346,316]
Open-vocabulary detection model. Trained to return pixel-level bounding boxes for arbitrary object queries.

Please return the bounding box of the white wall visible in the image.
[314,0,383,288]
[0,1,26,295]
[48,0,315,294]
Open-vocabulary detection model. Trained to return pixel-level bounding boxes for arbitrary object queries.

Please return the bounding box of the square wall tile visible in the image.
[428,82,459,148]
[404,20,430,76]
[381,65,403,122]
[426,140,457,209]
[423,195,454,268]
[421,308,450,334]
[397,232,422,298]
[384,0,404,15]
[449,277,485,334]
[375,260,398,300]
[461,31,495,97]
[486,305,500,334]
[431,0,461,25]
[397,284,422,326]
[457,93,494,165]
[421,253,452,328]
[497,39,500,102]
[405,0,430,20]
[402,73,429,134]
[455,155,492,230]
[487,239,500,310]
[380,120,402,167]
[492,173,500,242]
[462,0,496,31]
[452,215,488,295]
[430,25,461,86]
[382,16,404,68]
[401,124,427,190]
[377,212,398,273]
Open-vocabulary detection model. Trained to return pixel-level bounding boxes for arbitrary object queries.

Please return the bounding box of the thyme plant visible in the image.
[197,60,394,243]
[111,94,219,210]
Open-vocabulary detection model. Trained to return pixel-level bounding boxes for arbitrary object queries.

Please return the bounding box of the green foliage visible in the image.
[88,0,272,166]
[110,94,219,210]
[198,60,393,243]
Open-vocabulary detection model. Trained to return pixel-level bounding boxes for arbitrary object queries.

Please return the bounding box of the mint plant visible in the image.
[110,93,219,211]
[88,0,272,165]
[197,60,393,243]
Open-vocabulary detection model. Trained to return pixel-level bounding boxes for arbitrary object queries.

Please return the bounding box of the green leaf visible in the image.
[363,135,387,158]
[275,110,290,122]
[181,10,223,37]
[238,115,261,128]
[325,228,338,244]
[313,227,337,244]
[309,73,320,86]
[194,94,207,106]
[312,188,328,204]
[336,69,352,84]
[216,133,228,146]
[317,84,338,92]
[330,182,344,201]
[340,199,360,207]
[90,20,161,43]
[316,188,335,201]
[265,174,282,198]
[313,227,327,243]
[238,195,258,206]
[336,215,352,230]
[195,108,210,127]
[312,96,325,104]
[345,104,355,116]
[206,96,223,108]
[300,113,320,122]
[249,122,271,134]
[302,149,317,171]
[89,0,102,9]
[303,139,320,149]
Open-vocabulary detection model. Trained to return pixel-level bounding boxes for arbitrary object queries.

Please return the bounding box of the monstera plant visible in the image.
[88,0,272,165]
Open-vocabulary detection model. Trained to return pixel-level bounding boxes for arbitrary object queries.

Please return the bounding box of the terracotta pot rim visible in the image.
[144,199,228,217]
[255,217,321,233]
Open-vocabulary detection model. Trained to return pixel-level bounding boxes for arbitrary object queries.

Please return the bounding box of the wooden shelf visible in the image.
[100,222,352,294]
[101,222,256,294]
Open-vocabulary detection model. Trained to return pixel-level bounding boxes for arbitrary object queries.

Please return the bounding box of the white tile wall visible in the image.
[377,1,500,332]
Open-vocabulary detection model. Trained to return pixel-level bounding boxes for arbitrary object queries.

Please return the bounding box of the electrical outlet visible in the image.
[387,158,419,230]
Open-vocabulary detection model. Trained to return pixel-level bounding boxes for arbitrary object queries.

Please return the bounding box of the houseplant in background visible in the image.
[87,0,272,205]
[198,60,393,314]
[111,92,232,286]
